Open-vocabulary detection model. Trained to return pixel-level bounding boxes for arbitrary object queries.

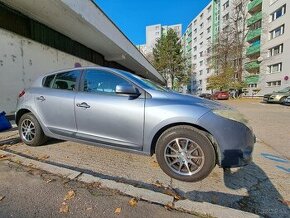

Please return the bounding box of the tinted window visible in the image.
[83,70,131,94]
[43,74,55,88]
[50,71,80,91]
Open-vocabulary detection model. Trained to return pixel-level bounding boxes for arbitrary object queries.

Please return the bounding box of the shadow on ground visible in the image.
[179,162,289,218]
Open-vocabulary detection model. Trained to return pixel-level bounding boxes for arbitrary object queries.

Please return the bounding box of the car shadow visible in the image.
[178,162,289,217]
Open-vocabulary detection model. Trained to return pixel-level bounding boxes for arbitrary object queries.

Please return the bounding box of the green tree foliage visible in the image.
[153,29,190,89]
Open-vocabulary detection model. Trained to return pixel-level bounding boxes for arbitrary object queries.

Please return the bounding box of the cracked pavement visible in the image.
[0,99,289,217]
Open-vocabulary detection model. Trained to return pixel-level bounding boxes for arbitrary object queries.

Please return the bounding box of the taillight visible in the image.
[18,89,25,98]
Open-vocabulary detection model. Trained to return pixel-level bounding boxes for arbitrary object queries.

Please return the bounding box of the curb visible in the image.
[0,150,259,218]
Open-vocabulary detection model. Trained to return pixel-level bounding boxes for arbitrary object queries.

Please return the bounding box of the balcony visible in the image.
[245,75,259,84]
[246,41,260,56]
[247,11,262,26]
[245,61,260,70]
[247,28,261,42]
[248,0,262,13]
[187,36,192,43]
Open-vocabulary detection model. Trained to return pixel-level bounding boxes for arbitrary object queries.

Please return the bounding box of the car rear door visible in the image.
[74,69,145,150]
[34,70,81,135]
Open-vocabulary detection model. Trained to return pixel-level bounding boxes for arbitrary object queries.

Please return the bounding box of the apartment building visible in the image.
[258,0,290,95]
[137,24,182,55]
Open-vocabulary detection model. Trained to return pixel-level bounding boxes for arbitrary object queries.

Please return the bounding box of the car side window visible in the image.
[44,71,80,91]
[83,69,131,95]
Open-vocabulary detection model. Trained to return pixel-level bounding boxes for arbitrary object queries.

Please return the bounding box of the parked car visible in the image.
[283,96,290,106]
[212,91,230,100]
[263,86,290,103]
[16,67,255,182]
[199,93,212,100]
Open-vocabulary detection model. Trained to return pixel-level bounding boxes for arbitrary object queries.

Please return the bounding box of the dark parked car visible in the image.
[16,67,255,182]
[199,93,212,100]
[283,96,290,106]
[263,86,290,103]
[212,91,229,100]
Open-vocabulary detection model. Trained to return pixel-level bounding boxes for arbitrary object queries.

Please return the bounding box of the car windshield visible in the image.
[278,87,290,92]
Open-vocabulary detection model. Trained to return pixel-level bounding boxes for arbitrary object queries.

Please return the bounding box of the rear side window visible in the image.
[43,71,80,91]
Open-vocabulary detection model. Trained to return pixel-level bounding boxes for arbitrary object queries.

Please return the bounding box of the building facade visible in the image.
[137,24,182,55]
[183,0,290,95]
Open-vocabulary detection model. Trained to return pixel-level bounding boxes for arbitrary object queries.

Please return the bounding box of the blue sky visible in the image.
[95,0,211,45]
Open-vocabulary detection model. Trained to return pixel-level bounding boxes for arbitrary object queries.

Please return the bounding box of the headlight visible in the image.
[212,109,252,130]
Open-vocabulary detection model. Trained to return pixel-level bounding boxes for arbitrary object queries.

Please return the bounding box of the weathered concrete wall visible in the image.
[0,28,96,115]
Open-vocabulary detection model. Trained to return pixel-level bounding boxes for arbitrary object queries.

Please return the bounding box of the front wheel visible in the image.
[155,126,216,182]
[19,113,48,146]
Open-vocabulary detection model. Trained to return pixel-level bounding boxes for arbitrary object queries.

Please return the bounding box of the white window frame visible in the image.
[270,25,285,39]
[270,5,286,22]
[268,44,283,57]
[268,63,282,73]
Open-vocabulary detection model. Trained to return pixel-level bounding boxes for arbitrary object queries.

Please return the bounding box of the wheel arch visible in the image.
[15,109,32,125]
[150,122,221,165]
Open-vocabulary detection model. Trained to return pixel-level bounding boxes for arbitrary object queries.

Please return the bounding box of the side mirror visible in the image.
[116,84,140,96]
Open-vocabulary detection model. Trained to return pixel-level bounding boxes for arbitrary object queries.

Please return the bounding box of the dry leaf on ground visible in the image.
[38,155,50,161]
[0,154,10,160]
[59,202,69,213]
[0,196,5,201]
[64,190,75,201]
[154,180,163,188]
[128,198,138,207]
[114,207,121,215]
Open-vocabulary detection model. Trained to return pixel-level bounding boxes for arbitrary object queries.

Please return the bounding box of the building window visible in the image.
[270,25,285,39]
[194,46,197,51]
[266,80,281,87]
[194,20,197,25]
[193,55,197,60]
[223,1,229,10]
[194,37,197,42]
[207,16,212,23]
[155,32,159,36]
[200,60,203,66]
[199,70,203,75]
[200,51,203,57]
[200,13,204,19]
[200,23,204,29]
[207,27,211,34]
[207,47,211,54]
[270,5,286,22]
[200,41,203,47]
[207,37,211,43]
[268,44,283,57]
[223,13,229,22]
[155,26,159,30]
[194,28,197,33]
[248,84,257,88]
[207,68,210,74]
[200,32,204,38]
[199,80,202,85]
[207,5,212,13]
[268,63,282,73]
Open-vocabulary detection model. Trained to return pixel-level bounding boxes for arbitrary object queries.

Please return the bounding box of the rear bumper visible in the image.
[197,112,255,168]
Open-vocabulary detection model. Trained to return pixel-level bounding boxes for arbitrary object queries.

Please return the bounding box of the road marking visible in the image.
[276,166,290,174]
[260,153,289,163]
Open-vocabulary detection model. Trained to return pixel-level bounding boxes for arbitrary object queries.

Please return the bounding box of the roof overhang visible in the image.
[1,0,165,84]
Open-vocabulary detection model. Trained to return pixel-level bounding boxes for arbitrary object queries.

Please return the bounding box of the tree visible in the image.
[209,0,250,90]
[153,29,190,89]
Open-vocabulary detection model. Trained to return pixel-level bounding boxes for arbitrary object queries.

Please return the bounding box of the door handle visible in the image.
[36,96,45,101]
[76,102,90,109]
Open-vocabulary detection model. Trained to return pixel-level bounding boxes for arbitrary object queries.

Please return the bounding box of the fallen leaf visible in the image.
[0,154,10,161]
[38,155,50,161]
[59,202,69,213]
[128,198,138,207]
[150,160,159,168]
[64,190,75,201]
[114,207,121,215]
[0,196,5,201]
[46,179,55,183]
[279,198,290,206]
[154,180,163,188]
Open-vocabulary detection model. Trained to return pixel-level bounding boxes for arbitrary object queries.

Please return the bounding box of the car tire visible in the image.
[279,97,286,104]
[155,125,216,182]
[19,112,48,146]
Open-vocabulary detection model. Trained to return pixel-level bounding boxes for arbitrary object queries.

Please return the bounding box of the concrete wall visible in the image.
[0,28,96,114]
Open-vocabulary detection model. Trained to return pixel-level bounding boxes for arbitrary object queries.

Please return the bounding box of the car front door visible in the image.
[34,70,81,136]
[74,69,145,150]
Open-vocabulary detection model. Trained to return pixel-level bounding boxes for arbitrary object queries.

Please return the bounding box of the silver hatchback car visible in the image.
[16,67,255,182]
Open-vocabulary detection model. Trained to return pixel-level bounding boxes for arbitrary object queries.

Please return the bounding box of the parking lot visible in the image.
[0,99,289,217]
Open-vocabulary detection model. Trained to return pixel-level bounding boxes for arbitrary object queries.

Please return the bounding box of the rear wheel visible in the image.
[19,113,47,146]
[155,126,216,182]
[279,96,286,104]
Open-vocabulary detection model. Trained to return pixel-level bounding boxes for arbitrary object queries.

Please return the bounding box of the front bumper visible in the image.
[198,111,255,168]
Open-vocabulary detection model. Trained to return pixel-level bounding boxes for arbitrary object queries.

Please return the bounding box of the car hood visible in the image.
[163,91,232,110]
